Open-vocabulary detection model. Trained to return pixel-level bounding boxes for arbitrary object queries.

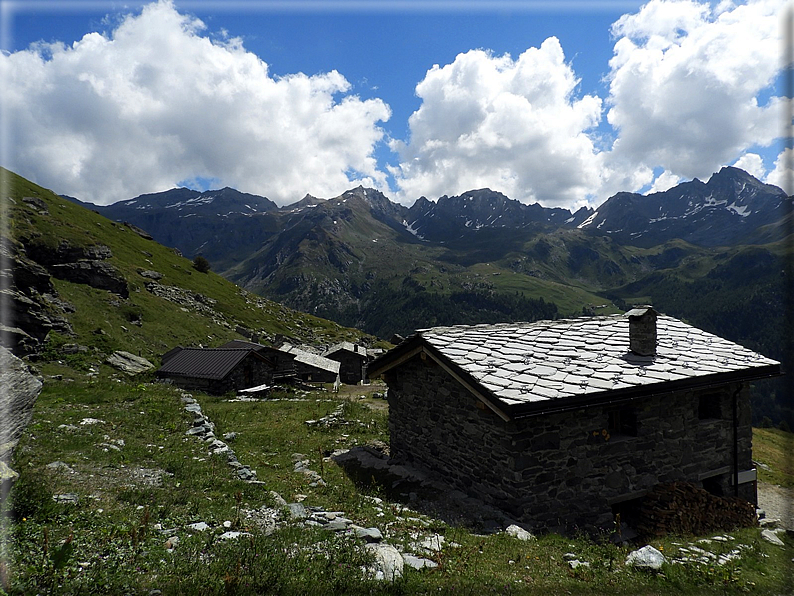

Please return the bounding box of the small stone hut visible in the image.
[157,347,274,395]
[367,309,780,532]
[324,342,369,384]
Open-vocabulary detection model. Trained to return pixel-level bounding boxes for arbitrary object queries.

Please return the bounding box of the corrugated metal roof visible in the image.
[370,314,780,417]
[157,348,257,380]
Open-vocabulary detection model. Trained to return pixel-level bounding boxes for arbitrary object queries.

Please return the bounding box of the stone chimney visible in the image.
[626,306,658,356]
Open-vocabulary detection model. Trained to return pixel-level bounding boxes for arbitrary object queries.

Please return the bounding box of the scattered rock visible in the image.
[22,196,49,214]
[626,545,666,570]
[187,522,210,532]
[288,503,308,520]
[352,526,383,543]
[218,531,251,541]
[505,524,535,541]
[53,493,79,505]
[402,554,438,570]
[124,222,153,240]
[79,418,105,426]
[50,260,129,298]
[569,559,590,570]
[365,543,403,581]
[138,270,163,280]
[761,529,785,546]
[106,351,154,375]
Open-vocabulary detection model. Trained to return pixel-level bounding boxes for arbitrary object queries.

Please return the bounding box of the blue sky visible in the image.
[0,0,789,208]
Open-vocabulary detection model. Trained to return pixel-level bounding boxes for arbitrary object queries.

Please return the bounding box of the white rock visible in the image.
[218,531,251,541]
[506,524,535,541]
[365,543,403,581]
[187,522,210,532]
[761,529,785,547]
[402,554,438,570]
[626,545,666,570]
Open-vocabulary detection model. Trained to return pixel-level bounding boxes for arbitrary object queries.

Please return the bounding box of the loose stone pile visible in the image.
[181,393,257,482]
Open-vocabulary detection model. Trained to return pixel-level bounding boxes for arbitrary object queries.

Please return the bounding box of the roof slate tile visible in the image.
[412,314,779,410]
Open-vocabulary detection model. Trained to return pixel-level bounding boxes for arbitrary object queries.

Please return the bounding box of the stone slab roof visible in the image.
[324,341,368,359]
[281,344,340,374]
[369,314,780,418]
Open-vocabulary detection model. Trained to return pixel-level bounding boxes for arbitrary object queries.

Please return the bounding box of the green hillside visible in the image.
[1,167,375,373]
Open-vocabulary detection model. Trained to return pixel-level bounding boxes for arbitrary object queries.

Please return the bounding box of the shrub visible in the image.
[192,255,211,273]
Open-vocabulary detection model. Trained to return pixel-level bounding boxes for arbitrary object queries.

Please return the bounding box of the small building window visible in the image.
[698,392,722,420]
[608,407,637,437]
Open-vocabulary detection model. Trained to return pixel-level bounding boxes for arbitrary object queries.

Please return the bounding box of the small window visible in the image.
[698,393,722,420]
[608,407,637,437]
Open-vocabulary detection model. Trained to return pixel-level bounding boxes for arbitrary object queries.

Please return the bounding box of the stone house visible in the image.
[324,342,370,384]
[367,308,780,533]
[220,339,340,384]
[279,343,341,384]
[157,347,274,395]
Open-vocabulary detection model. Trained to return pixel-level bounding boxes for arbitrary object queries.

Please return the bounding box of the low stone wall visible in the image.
[384,355,753,533]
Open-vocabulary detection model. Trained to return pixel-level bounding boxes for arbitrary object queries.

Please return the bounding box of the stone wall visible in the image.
[384,354,754,533]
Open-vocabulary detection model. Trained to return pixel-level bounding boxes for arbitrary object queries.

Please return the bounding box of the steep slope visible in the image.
[76,187,282,271]
[2,168,373,368]
[579,167,789,247]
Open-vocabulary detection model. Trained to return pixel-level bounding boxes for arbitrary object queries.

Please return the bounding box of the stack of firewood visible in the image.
[636,481,756,537]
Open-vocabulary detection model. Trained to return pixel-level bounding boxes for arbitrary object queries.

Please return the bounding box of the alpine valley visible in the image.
[63,166,794,426]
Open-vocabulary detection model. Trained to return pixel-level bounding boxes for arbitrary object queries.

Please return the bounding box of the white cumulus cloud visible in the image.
[605,0,785,185]
[732,153,767,179]
[389,39,606,209]
[0,0,391,205]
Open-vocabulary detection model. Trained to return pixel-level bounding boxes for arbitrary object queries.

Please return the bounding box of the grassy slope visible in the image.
[753,428,794,489]
[2,167,374,365]
[6,377,793,595]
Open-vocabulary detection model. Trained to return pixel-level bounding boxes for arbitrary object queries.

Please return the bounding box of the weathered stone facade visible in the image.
[384,355,754,533]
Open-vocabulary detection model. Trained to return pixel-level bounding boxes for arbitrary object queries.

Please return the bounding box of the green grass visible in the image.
[1,167,371,360]
[4,376,793,594]
[753,428,794,488]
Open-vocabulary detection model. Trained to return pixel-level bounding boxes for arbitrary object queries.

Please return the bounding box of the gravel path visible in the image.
[758,481,794,529]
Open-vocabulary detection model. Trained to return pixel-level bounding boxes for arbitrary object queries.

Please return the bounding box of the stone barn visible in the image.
[157,347,274,395]
[366,308,780,532]
[324,342,369,384]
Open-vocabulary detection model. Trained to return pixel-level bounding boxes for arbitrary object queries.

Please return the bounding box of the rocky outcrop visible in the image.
[50,260,129,298]
[1,238,74,355]
[0,346,42,493]
[20,238,128,298]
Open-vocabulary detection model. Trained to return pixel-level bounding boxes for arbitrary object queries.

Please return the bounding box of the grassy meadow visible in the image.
[3,367,793,595]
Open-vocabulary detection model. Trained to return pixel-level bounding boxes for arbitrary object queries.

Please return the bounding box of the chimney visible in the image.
[626,306,658,356]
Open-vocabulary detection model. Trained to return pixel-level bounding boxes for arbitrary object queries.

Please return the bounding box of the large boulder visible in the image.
[106,351,154,375]
[0,347,42,492]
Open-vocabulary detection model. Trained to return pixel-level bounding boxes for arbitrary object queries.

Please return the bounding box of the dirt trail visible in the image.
[758,481,794,529]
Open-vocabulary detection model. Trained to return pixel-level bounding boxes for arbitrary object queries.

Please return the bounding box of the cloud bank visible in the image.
[391,0,787,207]
[1,0,390,205]
[1,0,788,208]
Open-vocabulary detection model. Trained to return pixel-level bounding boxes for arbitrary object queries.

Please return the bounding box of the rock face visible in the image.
[50,260,129,298]
[1,238,74,355]
[106,351,155,375]
[0,347,42,490]
[21,238,128,298]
